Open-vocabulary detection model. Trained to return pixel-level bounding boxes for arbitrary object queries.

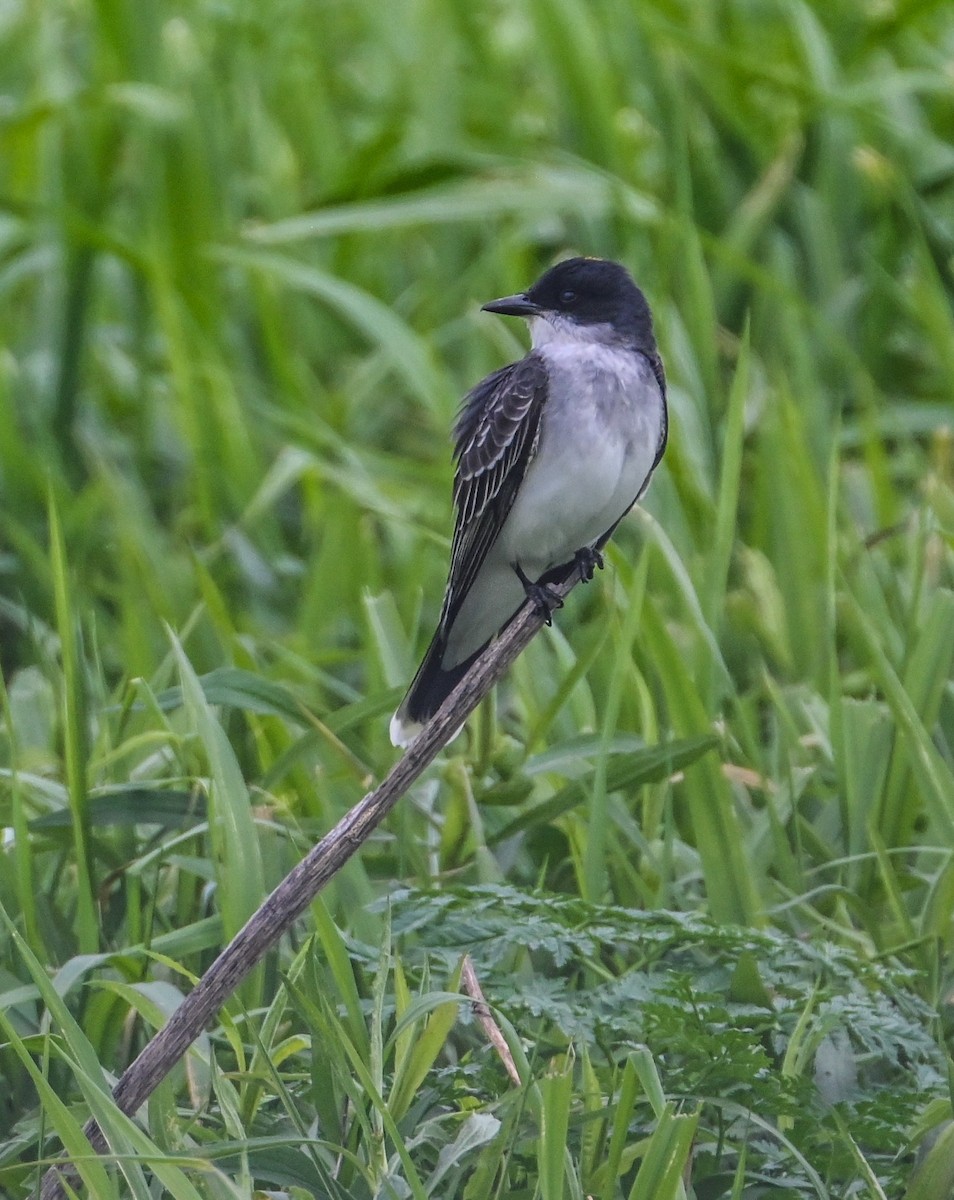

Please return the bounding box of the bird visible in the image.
[389,256,668,748]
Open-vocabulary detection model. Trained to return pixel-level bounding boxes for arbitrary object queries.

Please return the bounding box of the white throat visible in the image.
[528,312,620,350]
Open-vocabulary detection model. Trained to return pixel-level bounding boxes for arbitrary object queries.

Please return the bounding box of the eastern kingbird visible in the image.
[390,257,667,748]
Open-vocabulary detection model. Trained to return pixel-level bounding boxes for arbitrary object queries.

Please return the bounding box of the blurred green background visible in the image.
[1,0,954,1196]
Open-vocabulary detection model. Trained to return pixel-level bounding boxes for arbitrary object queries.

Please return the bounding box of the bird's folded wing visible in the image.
[438,354,549,628]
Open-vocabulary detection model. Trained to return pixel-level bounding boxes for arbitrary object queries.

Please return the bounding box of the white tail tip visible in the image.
[389,711,422,748]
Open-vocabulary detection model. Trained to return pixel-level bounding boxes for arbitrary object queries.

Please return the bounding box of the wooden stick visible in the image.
[461,954,521,1086]
[39,572,580,1199]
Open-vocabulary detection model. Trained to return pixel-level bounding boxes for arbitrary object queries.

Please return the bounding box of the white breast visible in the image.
[498,341,663,574]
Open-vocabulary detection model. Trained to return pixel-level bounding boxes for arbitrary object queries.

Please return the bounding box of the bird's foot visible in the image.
[574,546,604,583]
[514,563,564,626]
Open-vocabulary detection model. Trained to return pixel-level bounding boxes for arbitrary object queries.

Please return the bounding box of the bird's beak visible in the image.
[481,293,542,317]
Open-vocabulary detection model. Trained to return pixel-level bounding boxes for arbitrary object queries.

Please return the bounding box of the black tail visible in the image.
[389,632,486,747]
[389,556,587,746]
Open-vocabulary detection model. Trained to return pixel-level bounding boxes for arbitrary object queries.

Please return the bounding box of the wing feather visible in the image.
[439,354,549,627]
[647,349,668,469]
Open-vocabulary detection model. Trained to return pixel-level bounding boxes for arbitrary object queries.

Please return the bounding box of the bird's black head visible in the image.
[482,257,656,351]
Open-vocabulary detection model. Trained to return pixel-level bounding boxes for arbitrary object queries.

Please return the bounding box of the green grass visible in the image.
[1,0,954,1195]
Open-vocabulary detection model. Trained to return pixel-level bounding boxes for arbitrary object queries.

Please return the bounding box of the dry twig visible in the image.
[461,954,522,1086]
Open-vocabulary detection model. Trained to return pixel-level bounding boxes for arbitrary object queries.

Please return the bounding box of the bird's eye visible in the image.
[560,289,577,305]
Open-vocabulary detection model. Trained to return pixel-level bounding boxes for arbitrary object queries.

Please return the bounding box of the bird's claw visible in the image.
[526,582,564,624]
[575,546,604,583]
[514,563,564,624]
